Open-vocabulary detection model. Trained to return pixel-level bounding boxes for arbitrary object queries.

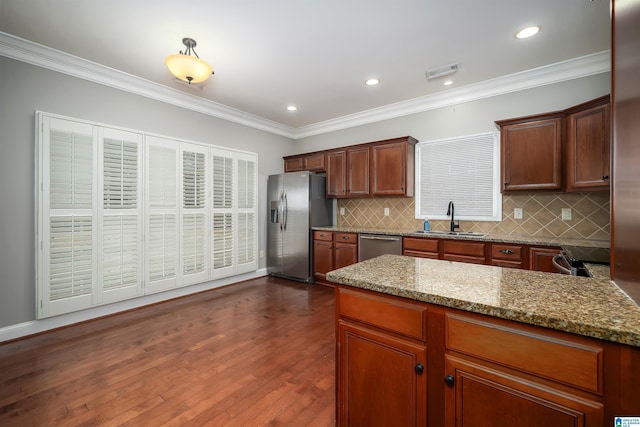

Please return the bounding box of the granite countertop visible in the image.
[326,254,640,347]
[313,226,610,249]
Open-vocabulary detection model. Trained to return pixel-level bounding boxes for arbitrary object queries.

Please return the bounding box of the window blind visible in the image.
[416,132,501,221]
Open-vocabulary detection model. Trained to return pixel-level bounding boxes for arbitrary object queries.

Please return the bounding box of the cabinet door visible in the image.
[500,117,563,191]
[529,246,562,273]
[326,150,346,197]
[566,100,610,191]
[444,355,603,427]
[338,321,427,427]
[347,147,370,196]
[284,156,303,172]
[313,239,334,281]
[304,153,326,172]
[334,242,358,269]
[371,141,411,196]
[442,240,486,264]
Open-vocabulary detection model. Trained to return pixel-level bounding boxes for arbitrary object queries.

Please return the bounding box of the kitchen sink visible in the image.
[413,230,486,237]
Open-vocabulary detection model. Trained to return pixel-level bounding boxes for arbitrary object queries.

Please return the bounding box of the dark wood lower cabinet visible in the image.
[312,239,334,282]
[335,286,635,427]
[338,321,427,427]
[529,246,562,273]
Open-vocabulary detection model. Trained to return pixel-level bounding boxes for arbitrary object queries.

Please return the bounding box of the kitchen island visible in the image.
[327,255,640,426]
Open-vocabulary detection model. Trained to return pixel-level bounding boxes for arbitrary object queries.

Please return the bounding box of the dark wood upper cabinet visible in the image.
[371,139,415,196]
[283,152,326,173]
[496,113,564,192]
[565,95,611,192]
[346,147,370,196]
[326,150,347,197]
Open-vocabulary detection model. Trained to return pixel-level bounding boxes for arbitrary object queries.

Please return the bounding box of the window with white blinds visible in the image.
[37,112,259,319]
[415,132,501,221]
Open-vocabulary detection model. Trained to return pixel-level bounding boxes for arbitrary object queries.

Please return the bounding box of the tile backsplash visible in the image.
[337,192,610,240]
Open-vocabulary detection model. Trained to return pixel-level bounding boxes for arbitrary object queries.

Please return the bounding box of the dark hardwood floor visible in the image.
[0,276,336,426]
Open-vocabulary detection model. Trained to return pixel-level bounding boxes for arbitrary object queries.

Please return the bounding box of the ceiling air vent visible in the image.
[425,64,459,80]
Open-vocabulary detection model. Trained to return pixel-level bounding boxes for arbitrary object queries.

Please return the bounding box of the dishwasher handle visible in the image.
[359,235,401,241]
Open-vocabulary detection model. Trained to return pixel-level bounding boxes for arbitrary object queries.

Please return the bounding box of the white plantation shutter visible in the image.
[39,116,97,318]
[145,137,179,293]
[212,153,234,276]
[181,145,208,283]
[99,128,143,302]
[38,112,259,318]
[416,132,501,221]
[235,155,258,273]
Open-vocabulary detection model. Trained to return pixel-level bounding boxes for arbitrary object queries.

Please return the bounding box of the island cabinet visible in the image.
[312,231,358,284]
[335,286,639,427]
[283,152,326,172]
[496,112,564,192]
[336,287,428,427]
[565,95,611,192]
[443,312,604,427]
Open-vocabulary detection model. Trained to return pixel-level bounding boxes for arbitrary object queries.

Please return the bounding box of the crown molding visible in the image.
[1,32,609,140]
[0,32,295,138]
[293,50,611,139]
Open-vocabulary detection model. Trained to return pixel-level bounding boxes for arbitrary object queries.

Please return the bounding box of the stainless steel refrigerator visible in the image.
[267,172,333,283]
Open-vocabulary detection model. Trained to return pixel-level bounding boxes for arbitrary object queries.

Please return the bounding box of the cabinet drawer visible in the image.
[404,250,439,259]
[313,230,333,241]
[403,237,439,253]
[491,244,523,261]
[442,240,485,257]
[443,254,485,265]
[491,259,524,269]
[446,313,603,393]
[335,232,357,244]
[338,287,427,341]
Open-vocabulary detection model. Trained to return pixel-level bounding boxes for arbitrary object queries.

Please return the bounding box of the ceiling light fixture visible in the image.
[516,26,540,39]
[165,37,214,84]
[444,80,453,86]
[287,105,298,111]
[365,78,380,86]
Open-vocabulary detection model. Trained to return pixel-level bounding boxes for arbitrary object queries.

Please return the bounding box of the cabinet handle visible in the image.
[603,175,609,180]
[444,375,455,387]
[504,182,509,186]
[499,249,515,255]
[320,233,326,237]
[414,364,424,375]
[342,235,351,240]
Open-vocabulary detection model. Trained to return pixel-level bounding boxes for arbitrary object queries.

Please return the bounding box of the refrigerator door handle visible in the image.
[278,191,284,231]
[283,192,288,231]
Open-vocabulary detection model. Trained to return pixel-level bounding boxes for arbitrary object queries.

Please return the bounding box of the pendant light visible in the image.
[165,38,214,84]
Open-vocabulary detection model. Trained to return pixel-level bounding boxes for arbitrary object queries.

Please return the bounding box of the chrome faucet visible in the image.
[447,201,460,233]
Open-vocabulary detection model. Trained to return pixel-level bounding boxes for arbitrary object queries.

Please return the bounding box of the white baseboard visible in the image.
[0,269,268,343]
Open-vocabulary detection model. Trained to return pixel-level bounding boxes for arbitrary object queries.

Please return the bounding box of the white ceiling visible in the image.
[0,0,610,131]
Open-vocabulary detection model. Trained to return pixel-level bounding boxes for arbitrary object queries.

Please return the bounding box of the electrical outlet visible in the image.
[340,207,345,216]
[514,208,523,220]
[384,207,390,216]
[562,208,572,221]
[259,250,264,258]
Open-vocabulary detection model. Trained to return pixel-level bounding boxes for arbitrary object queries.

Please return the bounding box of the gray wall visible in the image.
[0,56,294,328]
[293,73,611,151]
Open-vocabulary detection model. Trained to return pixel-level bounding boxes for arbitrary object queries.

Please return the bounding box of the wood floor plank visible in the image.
[0,277,336,426]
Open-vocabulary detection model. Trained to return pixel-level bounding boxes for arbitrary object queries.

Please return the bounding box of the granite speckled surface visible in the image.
[313,226,610,248]
[326,255,640,347]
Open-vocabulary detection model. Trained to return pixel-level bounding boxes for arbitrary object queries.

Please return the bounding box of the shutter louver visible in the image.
[50,130,93,209]
[238,159,255,209]
[149,214,177,281]
[213,155,233,209]
[104,139,137,209]
[149,145,177,209]
[237,212,255,265]
[103,215,138,290]
[49,216,93,300]
[213,213,233,269]
[183,213,205,274]
[183,151,206,208]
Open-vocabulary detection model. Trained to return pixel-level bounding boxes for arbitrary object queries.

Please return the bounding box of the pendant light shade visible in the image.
[165,38,214,84]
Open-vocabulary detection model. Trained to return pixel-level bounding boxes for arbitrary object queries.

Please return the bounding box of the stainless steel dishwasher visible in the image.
[358,234,402,261]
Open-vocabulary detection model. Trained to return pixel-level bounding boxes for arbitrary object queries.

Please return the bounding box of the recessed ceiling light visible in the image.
[365,78,380,86]
[516,26,540,39]
[287,105,298,111]
[444,80,453,86]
